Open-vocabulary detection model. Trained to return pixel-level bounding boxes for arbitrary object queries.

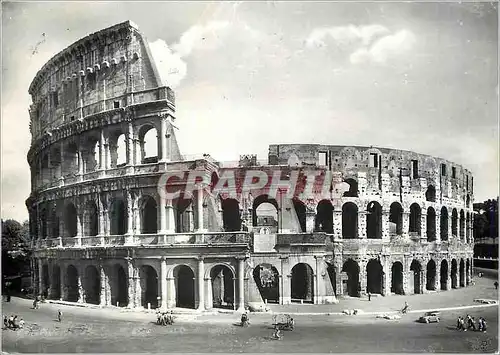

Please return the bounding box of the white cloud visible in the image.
[306,24,389,48]
[172,21,230,57]
[148,39,187,88]
[350,29,416,64]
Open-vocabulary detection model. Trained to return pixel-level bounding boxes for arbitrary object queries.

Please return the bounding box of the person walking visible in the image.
[57,309,62,322]
[368,292,371,301]
[456,317,462,330]
[4,316,8,329]
[494,281,498,290]
[19,318,25,329]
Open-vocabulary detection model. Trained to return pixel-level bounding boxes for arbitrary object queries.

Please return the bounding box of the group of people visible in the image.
[456,314,487,332]
[156,310,174,326]
[3,315,25,330]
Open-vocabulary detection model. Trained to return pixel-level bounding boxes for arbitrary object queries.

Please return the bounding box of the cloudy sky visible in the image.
[1,1,498,222]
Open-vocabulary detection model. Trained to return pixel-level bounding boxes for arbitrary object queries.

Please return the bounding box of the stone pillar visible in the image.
[197,257,205,311]
[381,210,390,241]
[435,210,441,243]
[133,195,140,235]
[160,257,167,310]
[126,258,135,308]
[280,256,291,304]
[160,116,168,162]
[60,265,65,301]
[333,210,342,240]
[159,196,167,234]
[402,212,410,238]
[99,263,107,306]
[421,211,427,241]
[446,260,452,290]
[127,122,134,166]
[420,270,425,294]
[186,205,194,232]
[358,211,367,238]
[166,200,175,233]
[196,188,206,232]
[237,257,245,311]
[77,271,84,303]
[126,191,134,244]
[167,276,176,308]
[359,260,367,295]
[77,149,84,177]
[37,258,43,296]
[75,211,83,246]
[305,211,315,233]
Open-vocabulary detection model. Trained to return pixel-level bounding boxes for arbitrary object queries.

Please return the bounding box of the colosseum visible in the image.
[27,21,475,312]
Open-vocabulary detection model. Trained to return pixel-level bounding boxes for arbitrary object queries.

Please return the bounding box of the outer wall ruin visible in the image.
[27,21,474,311]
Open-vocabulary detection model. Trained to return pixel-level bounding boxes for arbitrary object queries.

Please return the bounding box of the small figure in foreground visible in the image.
[57,309,62,322]
[494,281,498,290]
[272,325,282,340]
[401,301,409,314]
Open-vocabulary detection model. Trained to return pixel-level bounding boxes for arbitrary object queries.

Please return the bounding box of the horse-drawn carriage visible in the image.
[272,314,295,331]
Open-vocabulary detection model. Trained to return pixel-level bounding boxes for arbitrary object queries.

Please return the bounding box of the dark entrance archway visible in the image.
[66,265,79,302]
[326,263,337,296]
[342,202,358,239]
[211,265,235,309]
[426,260,436,291]
[391,262,404,295]
[410,260,422,294]
[459,259,465,287]
[366,259,383,294]
[64,203,78,237]
[409,203,421,236]
[315,200,333,233]
[451,209,458,237]
[427,207,436,242]
[389,203,403,235]
[366,202,382,239]
[175,196,193,233]
[291,263,314,303]
[141,265,158,309]
[440,207,449,241]
[451,259,458,289]
[42,264,50,299]
[292,198,306,232]
[466,259,470,285]
[222,198,241,232]
[253,264,279,304]
[84,265,100,305]
[174,265,195,309]
[110,264,128,307]
[440,260,449,290]
[51,265,61,299]
[342,259,360,297]
[141,196,158,234]
[110,199,127,235]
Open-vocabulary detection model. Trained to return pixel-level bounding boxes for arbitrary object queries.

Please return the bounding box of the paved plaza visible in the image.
[2,269,498,353]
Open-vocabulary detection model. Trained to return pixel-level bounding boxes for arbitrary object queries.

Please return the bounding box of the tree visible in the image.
[2,219,31,279]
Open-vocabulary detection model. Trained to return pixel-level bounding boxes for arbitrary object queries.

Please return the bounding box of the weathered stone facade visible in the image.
[27,22,474,312]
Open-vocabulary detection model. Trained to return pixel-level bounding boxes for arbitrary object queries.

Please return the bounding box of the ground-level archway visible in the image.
[174,265,195,309]
[451,259,458,289]
[84,265,100,305]
[66,265,79,302]
[51,265,61,300]
[459,259,465,287]
[110,264,128,307]
[440,260,449,291]
[42,264,50,299]
[391,262,404,295]
[466,259,471,285]
[366,259,383,294]
[141,265,158,309]
[291,263,314,303]
[253,264,279,304]
[426,260,436,291]
[342,259,360,297]
[410,260,422,294]
[211,265,235,309]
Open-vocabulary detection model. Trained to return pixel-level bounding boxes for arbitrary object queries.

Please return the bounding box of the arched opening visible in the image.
[459,210,465,242]
[211,265,235,309]
[109,199,127,235]
[410,260,421,294]
[426,207,436,242]
[110,264,128,307]
[253,264,279,304]
[84,139,99,172]
[366,259,383,294]
[141,265,158,309]
[426,185,436,202]
[342,202,358,239]
[140,126,159,164]
[426,260,436,291]
[389,202,403,236]
[459,259,465,287]
[116,134,127,167]
[342,259,360,297]
[292,198,306,232]
[50,207,59,238]
[84,201,98,237]
[326,263,337,296]
[64,203,78,237]
[466,195,471,208]
[440,206,448,241]
[409,203,421,236]
[466,213,470,243]
[141,196,158,234]
[84,265,100,305]
[291,263,314,303]
[42,264,50,298]
[174,265,195,308]
[466,259,470,285]
[315,200,333,233]
[440,260,449,290]
[342,178,358,197]
[66,265,79,302]
[253,195,279,233]
[451,209,458,237]
[40,208,48,239]
[391,262,404,295]
[175,196,193,233]
[51,265,61,299]
[451,259,458,289]
[222,198,241,232]
[366,201,382,239]
[62,142,79,176]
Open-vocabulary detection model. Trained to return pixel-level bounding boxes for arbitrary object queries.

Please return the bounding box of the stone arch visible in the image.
[62,141,79,176]
[66,264,79,302]
[173,264,195,309]
[84,200,98,237]
[366,259,383,294]
[440,206,448,241]
[451,208,458,237]
[138,124,159,164]
[82,136,100,173]
[140,265,159,309]
[326,262,337,296]
[466,194,471,208]
[342,178,358,197]
[175,194,194,233]
[210,264,235,309]
[110,263,128,307]
[84,265,100,305]
[50,205,60,238]
[459,258,465,287]
[253,263,280,304]
[389,202,403,236]
[451,259,458,289]
[109,198,127,235]
[426,259,436,291]
[426,207,436,242]
[440,259,449,290]
[342,259,360,297]
[291,263,314,303]
[40,208,48,239]
[140,195,158,234]
[459,210,465,242]
[51,264,61,299]
[465,259,470,285]
[342,202,358,239]
[111,132,127,167]
[410,260,422,294]
[366,201,382,239]
[391,261,404,295]
[253,194,279,231]
[316,200,334,233]
[409,203,421,236]
[64,202,78,237]
[42,264,50,298]
[426,185,436,202]
[292,198,306,232]
[222,198,241,232]
[466,213,471,243]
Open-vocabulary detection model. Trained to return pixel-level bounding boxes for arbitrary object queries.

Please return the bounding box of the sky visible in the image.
[1,1,498,222]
